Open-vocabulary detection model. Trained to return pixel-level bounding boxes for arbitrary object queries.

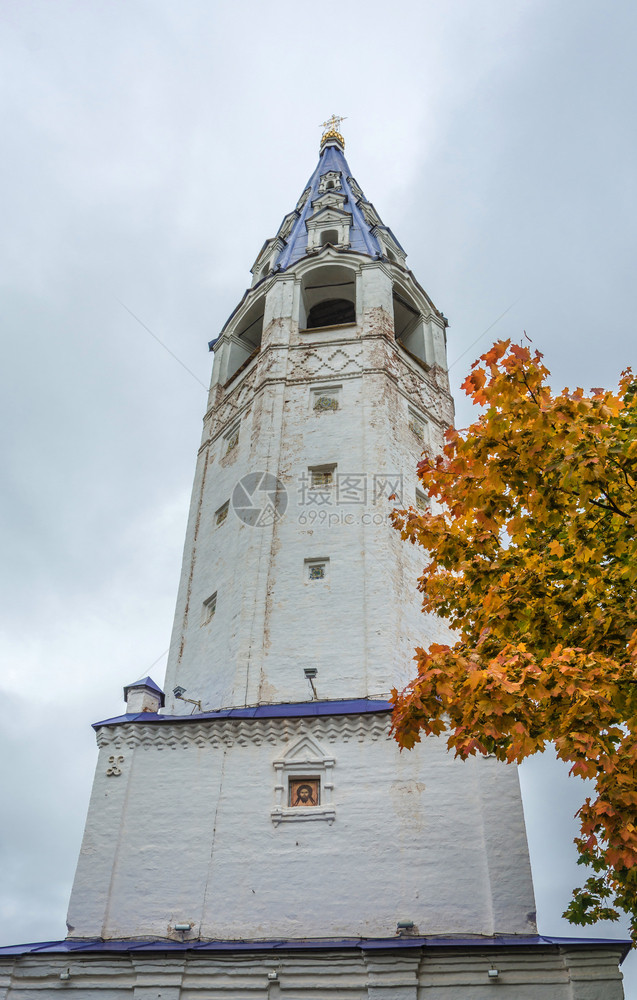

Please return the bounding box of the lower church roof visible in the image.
[93,697,393,729]
[0,935,630,960]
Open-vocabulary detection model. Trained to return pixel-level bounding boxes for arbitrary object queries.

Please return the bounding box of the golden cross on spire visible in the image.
[319,113,347,148]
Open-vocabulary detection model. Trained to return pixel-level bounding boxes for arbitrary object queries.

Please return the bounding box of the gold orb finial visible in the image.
[320,113,347,149]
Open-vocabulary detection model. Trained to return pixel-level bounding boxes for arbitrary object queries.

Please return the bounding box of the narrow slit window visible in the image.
[215,501,229,527]
[201,591,217,625]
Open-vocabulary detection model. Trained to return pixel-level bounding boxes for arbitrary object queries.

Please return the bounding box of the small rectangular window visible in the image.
[215,501,229,527]
[310,464,336,488]
[306,558,329,582]
[225,424,240,454]
[201,592,217,625]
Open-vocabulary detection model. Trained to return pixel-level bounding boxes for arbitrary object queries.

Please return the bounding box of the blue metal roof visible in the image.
[272,141,384,272]
[93,697,393,729]
[0,934,630,959]
[208,139,411,351]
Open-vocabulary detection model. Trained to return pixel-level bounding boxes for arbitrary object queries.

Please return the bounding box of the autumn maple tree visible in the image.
[391,340,637,938]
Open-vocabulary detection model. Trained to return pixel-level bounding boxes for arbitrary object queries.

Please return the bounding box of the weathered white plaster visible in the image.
[163,252,454,715]
[125,688,162,714]
[67,714,536,941]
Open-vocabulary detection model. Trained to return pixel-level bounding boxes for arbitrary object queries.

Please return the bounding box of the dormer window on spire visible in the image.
[306,207,352,252]
[251,237,285,286]
[376,228,407,266]
[277,212,298,241]
[296,187,311,211]
[347,176,364,201]
[318,171,342,194]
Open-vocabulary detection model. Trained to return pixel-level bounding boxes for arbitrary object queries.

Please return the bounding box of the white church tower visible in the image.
[0,120,628,998]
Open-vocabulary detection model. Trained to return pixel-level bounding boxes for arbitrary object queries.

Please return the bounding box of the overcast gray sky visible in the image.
[1,0,636,992]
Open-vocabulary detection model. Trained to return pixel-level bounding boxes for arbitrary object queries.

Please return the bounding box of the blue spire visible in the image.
[263,137,406,276]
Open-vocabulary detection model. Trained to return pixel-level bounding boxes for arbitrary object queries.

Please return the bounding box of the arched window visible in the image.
[320,229,339,247]
[393,286,428,366]
[306,298,355,329]
[300,264,356,331]
[222,296,265,385]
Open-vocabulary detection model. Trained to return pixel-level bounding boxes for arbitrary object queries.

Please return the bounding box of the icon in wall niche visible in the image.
[289,778,320,807]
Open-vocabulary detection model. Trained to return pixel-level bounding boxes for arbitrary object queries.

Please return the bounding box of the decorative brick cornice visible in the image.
[95,713,391,751]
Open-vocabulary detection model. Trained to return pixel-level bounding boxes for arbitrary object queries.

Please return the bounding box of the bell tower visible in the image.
[64,117,538,943]
[163,118,454,714]
[0,122,627,1000]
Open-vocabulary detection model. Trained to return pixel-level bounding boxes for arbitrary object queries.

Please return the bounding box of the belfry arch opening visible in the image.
[224,295,264,384]
[393,285,428,366]
[300,264,356,330]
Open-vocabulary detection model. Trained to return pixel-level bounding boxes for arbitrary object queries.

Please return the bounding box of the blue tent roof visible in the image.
[122,676,165,707]
[263,138,404,276]
[272,141,381,271]
[209,138,410,350]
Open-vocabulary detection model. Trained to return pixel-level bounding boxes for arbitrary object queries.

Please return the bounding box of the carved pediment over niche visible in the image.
[310,190,348,215]
[271,734,335,826]
[307,205,351,227]
[281,734,329,764]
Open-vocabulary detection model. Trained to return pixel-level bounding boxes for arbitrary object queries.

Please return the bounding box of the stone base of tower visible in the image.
[63,703,539,942]
[0,938,628,999]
